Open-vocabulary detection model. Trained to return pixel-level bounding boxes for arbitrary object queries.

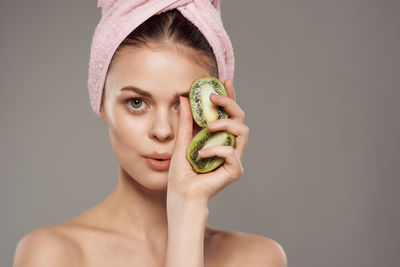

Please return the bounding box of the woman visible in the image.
[13,1,287,266]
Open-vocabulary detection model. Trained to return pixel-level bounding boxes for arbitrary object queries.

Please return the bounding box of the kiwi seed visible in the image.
[189,76,228,128]
[186,76,235,173]
[187,128,235,173]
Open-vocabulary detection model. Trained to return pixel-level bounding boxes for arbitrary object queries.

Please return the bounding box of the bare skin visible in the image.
[13,45,287,267]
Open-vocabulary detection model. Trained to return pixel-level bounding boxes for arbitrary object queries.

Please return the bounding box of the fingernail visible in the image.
[198,150,205,156]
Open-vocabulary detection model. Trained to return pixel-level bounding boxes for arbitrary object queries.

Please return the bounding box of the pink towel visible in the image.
[87,0,235,116]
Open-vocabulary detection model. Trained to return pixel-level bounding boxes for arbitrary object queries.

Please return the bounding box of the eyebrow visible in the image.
[119,85,189,99]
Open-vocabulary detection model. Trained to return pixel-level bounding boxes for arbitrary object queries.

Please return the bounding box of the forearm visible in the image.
[165,201,209,267]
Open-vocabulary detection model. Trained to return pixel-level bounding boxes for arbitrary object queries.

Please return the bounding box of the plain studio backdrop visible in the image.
[1,0,399,266]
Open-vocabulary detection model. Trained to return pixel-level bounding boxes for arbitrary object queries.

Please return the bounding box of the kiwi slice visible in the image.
[189,76,228,128]
[187,127,235,173]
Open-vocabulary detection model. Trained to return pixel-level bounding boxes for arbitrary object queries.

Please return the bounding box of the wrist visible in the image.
[167,198,209,220]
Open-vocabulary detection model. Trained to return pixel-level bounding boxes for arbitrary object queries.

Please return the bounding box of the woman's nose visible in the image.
[149,109,174,142]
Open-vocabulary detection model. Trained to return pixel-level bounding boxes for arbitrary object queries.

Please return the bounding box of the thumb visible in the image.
[173,96,193,161]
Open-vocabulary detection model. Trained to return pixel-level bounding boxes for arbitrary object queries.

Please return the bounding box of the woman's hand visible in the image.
[167,78,249,209]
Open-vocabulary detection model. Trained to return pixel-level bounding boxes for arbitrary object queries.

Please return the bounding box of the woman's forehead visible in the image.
[106,46,211,97]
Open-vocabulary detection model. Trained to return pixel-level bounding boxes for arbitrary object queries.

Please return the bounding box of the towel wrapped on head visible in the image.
[88,0,235,116]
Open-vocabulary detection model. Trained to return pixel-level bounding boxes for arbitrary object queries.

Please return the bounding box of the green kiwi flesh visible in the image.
[189,76,228,128]
[187,127,235,173]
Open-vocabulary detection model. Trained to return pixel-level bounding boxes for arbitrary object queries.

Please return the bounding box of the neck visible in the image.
[70,166,170,247]
[69,166,213,246]
[101,167,169,241]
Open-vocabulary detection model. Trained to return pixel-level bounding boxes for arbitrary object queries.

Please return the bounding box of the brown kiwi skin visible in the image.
[186,128,235,173]
[189,76,229,128]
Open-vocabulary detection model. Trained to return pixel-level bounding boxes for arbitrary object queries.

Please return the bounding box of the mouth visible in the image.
[147,157,170,162]
[144,152,172,160]
[144,157,171,171]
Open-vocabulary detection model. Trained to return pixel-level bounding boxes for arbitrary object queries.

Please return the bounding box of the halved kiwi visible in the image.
[189,76,228,128]
[187,127,235,173]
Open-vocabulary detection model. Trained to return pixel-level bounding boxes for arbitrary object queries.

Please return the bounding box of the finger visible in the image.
[224,78,236,101]
[206,119,248,136]
[209,93,245,122]
[198,145,244,187]
[206,119,249,159]
[174,96,193,160]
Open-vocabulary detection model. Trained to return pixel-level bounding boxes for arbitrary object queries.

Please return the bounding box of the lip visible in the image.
[143,152,172,171]
[144,157,171,171]
[144,152,172,160]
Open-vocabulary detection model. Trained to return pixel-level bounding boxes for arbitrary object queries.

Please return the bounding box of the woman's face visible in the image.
[100,45,210,190]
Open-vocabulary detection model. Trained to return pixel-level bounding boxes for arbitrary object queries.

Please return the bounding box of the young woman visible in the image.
[13,2,286,267]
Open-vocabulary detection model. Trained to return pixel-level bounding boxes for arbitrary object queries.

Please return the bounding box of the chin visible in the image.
[129,170,169,191]
[141,174,168,191]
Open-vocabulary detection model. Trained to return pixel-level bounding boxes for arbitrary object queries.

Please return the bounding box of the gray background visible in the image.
[1,0,399,266]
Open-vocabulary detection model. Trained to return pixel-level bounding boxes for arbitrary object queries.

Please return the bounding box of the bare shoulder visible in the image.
[209,228,287,267]
[13,225,83,267]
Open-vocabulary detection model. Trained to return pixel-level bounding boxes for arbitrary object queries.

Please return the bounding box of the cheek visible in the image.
[109,115,148,155]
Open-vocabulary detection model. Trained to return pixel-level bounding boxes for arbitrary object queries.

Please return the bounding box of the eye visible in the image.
[127,97,147,111]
